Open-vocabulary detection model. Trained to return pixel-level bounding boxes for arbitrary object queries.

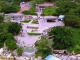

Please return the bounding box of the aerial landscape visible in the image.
[0,0,80,60]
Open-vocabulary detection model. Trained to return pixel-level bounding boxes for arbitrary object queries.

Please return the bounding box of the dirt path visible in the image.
[18,6,30,13]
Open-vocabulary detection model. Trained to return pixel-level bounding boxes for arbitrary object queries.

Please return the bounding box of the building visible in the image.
[45,55,61,60]
[36,3,54,12]
[5,13,24,21]
[43,16,58,22]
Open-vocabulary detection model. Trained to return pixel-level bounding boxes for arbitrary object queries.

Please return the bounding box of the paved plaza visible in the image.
[14,15,64,47]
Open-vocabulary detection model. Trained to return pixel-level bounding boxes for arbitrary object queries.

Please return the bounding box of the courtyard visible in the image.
[13,15,64,47]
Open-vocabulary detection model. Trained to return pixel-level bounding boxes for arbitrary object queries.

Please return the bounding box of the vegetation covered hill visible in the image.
[0,0,80,57]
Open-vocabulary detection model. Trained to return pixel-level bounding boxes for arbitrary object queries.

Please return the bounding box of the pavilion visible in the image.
[45,55,61,60]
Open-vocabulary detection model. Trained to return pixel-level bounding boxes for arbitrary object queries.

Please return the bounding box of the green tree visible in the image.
[35,36,53,58]
[0,6,2,12]
[5,39,17,50]
[0,25,4,48]
[32,0,45,4]
[0,14,4,23]
[17,47,23,56]
[2,4,20,13]
[56,1,77,15]
[0,22,18,49]
[8,22,22,35]
[64,15,80,28]
[74,7,80,16]
[0,31,14,48]
[49,26,74,49]
[0,0,20,13]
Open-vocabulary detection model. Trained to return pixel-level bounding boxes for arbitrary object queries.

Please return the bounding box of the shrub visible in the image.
[32,20,39,24]
[28,32,41,35]
[20,20,31,23]
[17,47,23,56]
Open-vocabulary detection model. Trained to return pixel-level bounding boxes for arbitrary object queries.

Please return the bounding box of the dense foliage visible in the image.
[49,26,74,49]
[55,1,77,15]
[65,27,80,53]
[0,22,21,50]
[8,22,22,35]
[0,14,4,23]
[1,0,80,54]
[0,0,20,13]
[64,15,80,28]
[32,0,54,5]
[2,4,20,13]
[35,36,53,58]
[5,37,18,50]
[17,47,23,56]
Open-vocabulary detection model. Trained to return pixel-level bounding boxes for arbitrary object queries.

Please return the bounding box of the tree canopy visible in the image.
[64,14,80,28]
[0,0,20,13]
[17,47,23,56]
[55,1,77,15]
[0,14,4,23]
[5,37,18,50]
[8,22,22,35]
[49,26,74,49]
[0,22,20,50]
[35,36,53,58]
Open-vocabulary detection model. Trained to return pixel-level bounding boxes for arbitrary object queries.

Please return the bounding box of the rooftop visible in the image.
[45,55,61,60]
[38,3,54,7]
[44,16,58,19]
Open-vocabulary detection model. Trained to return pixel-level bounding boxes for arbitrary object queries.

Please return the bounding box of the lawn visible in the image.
[66,27,80,53]
[42,7,57,16]
[28,32,41,36]
[32,20,39,24]
[20,20,31,23]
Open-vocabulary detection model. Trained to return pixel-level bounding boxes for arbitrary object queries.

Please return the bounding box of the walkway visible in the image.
[15,17,64,47]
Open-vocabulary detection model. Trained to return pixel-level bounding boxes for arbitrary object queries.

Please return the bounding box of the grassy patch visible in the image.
[28,32,41,36]
[42,7,57,16]
[32,20,39,24]
[20,20,31,23]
